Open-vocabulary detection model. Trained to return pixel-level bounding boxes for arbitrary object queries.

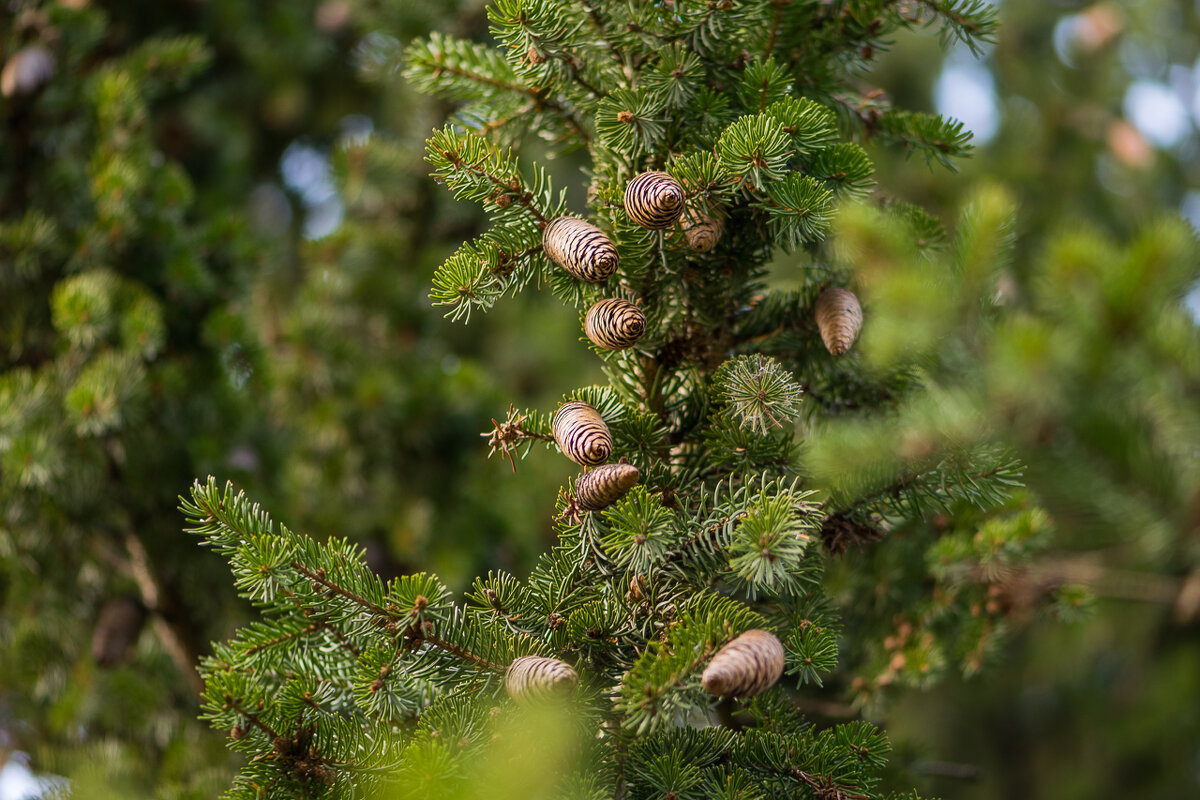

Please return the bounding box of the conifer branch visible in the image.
[226,698,282,741]
[765,0,786,57]
[481,404,556,472]
[290,561,392,620]
[573,0,629,75]
[552,51,605,98]
[421,630,508,672]
[241,622,322,657]
[290,563,506,670]
[445,150,552,226]
[410,37,591,145]
[177,2,1077,794]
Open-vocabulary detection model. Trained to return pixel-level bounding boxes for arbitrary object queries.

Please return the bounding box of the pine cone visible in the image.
[814,287,863,356]
[701,629,786,698]
[575,463,639,511]
[543,217,619,282]
[552,401,612,466]
[1,44,54,97]
[91,596,147,667]
[624,171,685,229]
[682,207,723,253]
[585,298,646,350]
[505,655,578,702]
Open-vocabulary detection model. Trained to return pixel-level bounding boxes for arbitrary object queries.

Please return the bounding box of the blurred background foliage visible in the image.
[0,0,1196,798]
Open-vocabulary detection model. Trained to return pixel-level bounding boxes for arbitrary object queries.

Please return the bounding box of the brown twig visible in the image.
[123,529,206,696]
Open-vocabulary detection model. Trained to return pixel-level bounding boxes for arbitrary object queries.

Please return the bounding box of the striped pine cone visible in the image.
[505,655,578,702]
[575,463,639,511]
[1,45,54,97]
[585,298,646,350]
[814,287,863,356]
[701,629,786,698]
[682,207,723,252]
[624,171,685,229]
[552,401,612,466]
[543,217,619,282]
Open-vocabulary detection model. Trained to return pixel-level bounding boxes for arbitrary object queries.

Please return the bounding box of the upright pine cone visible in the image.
[814,287,863,356]
[682,207,724,252]
[543,217,619,282]
[575,463,639,511]
[585,298,646,350]
[701,629,786,698]
[505,655,578,702]
[552,401,612,466]
[624,171,685,229]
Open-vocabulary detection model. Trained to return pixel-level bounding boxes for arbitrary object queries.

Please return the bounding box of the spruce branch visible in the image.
[711,354,805,436]
[425,126,556,226]
[481,403,557,472]
[765,0,787,57]
[898,0,1000,56]
[290,561,392,621]
[406,33,592,145]
[185,479,507,676]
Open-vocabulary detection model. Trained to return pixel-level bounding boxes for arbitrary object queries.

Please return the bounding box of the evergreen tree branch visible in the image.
[481,404,556,472]
[765,0,786,57]
[421,630,509,672]
[901,0,1000,55]
[240,622,323,658]
[291,562,505,670]
[407,34,592,145]
[549,51,606,98]
[573,0,631,75]
[227,698,282,741]
[291,561,392,621]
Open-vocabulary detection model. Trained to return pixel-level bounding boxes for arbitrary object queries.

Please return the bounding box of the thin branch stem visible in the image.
[229,698,282,741]
[291,563,503,670]
[422,631,507,671]
[766,1,785,57]
[290,562,392,619]
[123,528,206,696]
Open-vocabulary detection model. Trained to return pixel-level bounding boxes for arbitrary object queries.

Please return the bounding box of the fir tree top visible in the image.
[177,3,1118,799]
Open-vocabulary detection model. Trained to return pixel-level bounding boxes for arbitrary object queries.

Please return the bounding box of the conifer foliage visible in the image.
[180,2,1053,798]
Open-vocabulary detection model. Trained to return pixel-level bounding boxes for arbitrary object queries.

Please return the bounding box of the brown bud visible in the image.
[526,43,548,64]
